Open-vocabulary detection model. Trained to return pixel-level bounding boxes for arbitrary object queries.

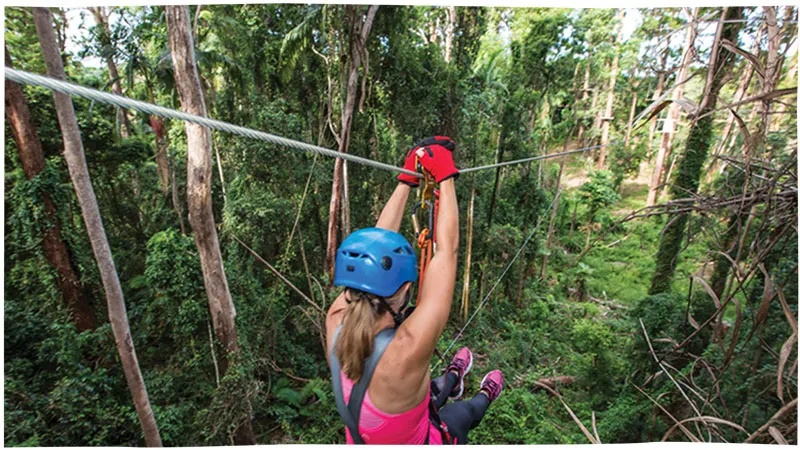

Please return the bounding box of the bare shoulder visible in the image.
[370,326,431,412]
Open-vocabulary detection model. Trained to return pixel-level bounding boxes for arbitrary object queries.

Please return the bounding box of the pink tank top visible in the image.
[340,373,443,445]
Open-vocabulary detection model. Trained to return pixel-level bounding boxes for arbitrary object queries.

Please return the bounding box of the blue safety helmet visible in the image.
[334,228,418,297]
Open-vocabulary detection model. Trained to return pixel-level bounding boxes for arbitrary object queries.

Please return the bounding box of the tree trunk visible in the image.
[598,10,625,168]
[486,126,504,229]
[89,6,133,138]
[444,6,456,63]
[5,46,94,332]
[752,6,782,154]
[646,41,668,162]
[150,115,171,196]
[326,5,379,282]
[460,187,475,323]
[170,152,186,234]
[540,132,572,279]
[624,82,639,149]
[650,7,744,295]
[33,8,161,446]
[577,59,591,147]
[647,8,698,207]
[165,6,255,444]
[590,77,604,145]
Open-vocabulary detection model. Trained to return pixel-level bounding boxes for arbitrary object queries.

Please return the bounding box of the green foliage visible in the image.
[4,5,797,447]
[578,170,621,224]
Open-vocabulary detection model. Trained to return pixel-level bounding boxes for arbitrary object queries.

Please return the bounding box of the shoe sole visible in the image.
[480,372,503,402]
[449,349,473,401]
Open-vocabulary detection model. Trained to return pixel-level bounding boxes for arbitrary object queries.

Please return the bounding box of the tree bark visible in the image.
[598,10,625,168]
[88,6,133,138]
[486,123,504,230]
[165,7,255,444]
[647,8,698,207]
[590,77,604,144]
[752,6,782,154]
[624,81,639,149]
[577,59,591,147]
[460,187,475,323]
[326,5,379,281]
[444,6,456,63]
[646,42,668,163]
[33,8,161,446]
[5,46,94,332]
[650,7,744,295]
[150,115,171,196]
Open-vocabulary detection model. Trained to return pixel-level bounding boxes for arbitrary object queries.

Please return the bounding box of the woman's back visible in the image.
[339,371,443,444]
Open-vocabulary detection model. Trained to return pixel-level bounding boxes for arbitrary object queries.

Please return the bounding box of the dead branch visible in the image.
[533,381,599,444]
[233,235,325,315]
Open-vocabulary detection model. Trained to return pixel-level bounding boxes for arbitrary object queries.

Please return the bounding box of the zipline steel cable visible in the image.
[5,68,418,177]
[5,68,606,176]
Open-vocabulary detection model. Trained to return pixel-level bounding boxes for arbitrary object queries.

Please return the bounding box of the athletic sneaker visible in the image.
[479,370,504,402]
[446,347,473,400]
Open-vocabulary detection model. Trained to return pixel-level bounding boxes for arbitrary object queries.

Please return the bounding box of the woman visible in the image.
[326,136,503,444]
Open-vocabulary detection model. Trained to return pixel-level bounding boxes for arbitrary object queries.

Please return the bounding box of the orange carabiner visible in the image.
[416,229,434,306]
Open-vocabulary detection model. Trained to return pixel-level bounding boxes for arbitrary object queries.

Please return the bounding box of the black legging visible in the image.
[430,371,491,444]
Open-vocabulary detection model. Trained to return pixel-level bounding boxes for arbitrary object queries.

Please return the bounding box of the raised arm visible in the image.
[399,137,460,365]
[405,179,458,347]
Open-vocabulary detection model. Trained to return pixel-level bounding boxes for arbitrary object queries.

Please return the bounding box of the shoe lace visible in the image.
[449,355,469,372]
[483,379,500,396]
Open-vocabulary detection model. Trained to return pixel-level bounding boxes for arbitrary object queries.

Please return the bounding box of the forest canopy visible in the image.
[4,4,798,445]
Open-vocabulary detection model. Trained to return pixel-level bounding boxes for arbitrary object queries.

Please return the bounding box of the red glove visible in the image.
[414,136,459,183]
[397,148,421,187]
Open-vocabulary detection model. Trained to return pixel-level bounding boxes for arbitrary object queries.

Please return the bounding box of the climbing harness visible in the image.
[411,163,438,306]
[329,326,452,445]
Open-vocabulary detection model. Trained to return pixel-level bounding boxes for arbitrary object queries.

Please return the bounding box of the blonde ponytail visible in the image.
[335,286,408,380]
[336,291,380,380]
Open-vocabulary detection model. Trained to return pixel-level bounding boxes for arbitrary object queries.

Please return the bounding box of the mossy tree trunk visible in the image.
[5,46,95,332]
[649,7,744,295]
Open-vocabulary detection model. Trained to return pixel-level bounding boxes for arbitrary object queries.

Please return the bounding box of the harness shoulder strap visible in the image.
[330,326,397,445]
[330,327,362,443]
